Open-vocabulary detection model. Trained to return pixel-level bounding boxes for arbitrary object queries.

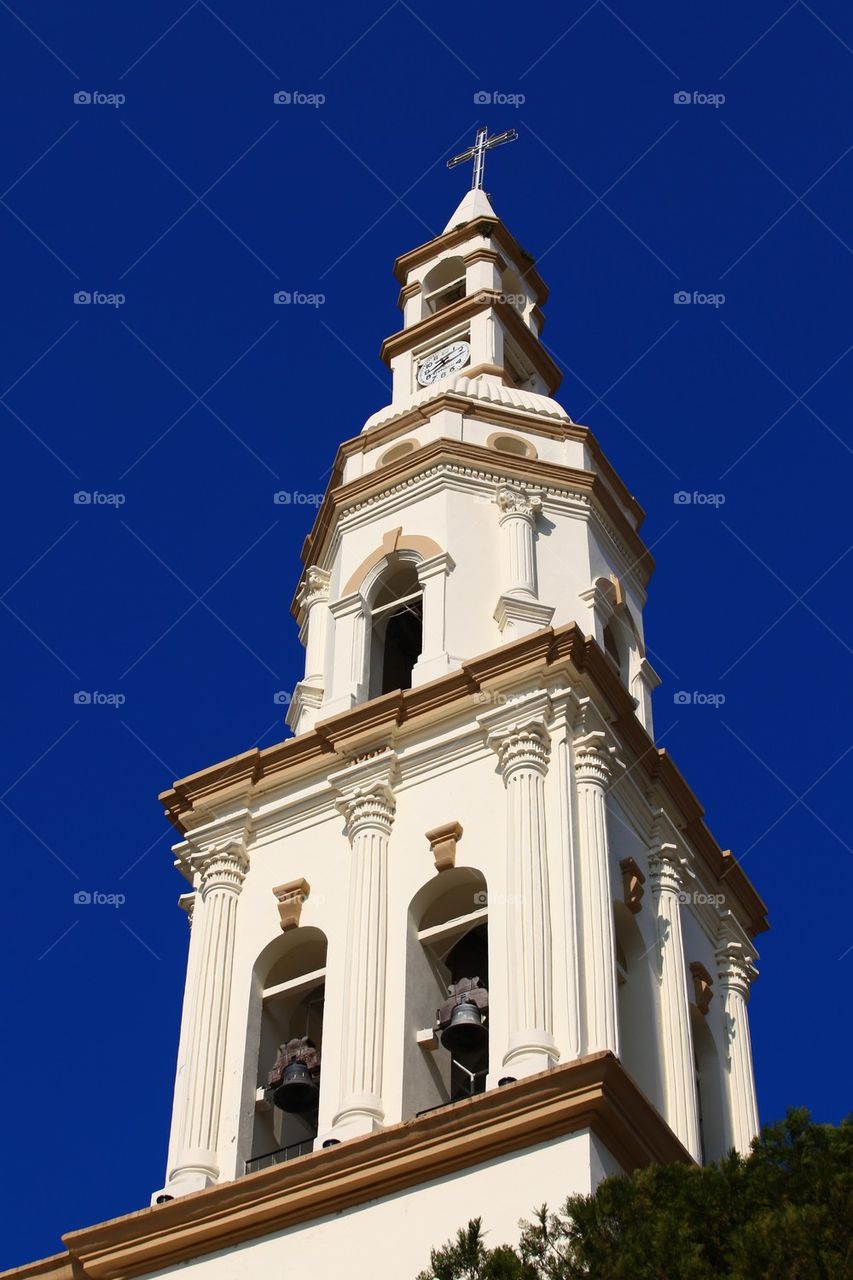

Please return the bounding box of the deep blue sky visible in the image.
[2,0,852,1267]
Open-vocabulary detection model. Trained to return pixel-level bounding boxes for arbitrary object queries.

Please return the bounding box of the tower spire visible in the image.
[447,125,518,191]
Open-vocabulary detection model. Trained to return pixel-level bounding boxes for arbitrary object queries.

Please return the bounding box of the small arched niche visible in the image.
[377,439,418,468]
[614,903,663,1111]
[402,868,490,1120]
[245,927,327,1173]
[367,559,423,697]
[486,430,537,460]
[421,256,466,317]
[500,266,528,315]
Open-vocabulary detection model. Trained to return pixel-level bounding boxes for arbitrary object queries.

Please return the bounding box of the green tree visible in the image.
[415,1111,853,1280]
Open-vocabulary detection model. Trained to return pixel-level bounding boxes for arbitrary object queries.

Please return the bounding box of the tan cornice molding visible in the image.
[393,220,549,305]
[157,622,768,938]
[299,437,651,587]
[20,1056,681,1280]
[0,1254,79,1279]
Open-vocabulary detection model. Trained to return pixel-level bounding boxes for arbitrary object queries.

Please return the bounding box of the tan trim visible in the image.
[426,820,463,872]
[272,878,310,931]
[342,533,443,597]
[300,438,652,595]
[486,430,538,460]
[393,220,549,305]
[462,248,499,268]
[47,1055,685,1280]
[158,622,768,938]
[0,1254,77,1280]
[689,961,714,1015]
[619,857,645,914]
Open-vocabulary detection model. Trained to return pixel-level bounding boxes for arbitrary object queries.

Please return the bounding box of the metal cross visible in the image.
[447,126,518,191]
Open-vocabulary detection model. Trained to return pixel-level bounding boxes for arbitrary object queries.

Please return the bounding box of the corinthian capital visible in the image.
[336,781,396,839]
[198,839,249,897]
[573,731,616,787]
[495,484,542,521]
[648,842,686,897]
[715,940,758,997]
[488,719,551,779]
[297,565,331,611]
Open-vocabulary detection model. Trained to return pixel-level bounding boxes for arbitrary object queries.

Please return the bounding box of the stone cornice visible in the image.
[21,1055,685,1280]
[158,623,769,938]
[297,437,653,599]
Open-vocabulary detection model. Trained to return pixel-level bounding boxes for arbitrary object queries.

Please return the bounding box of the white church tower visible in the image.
[46,131,768,1280]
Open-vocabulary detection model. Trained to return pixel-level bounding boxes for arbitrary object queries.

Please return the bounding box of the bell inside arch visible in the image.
[440,998,487,1054]
[272,1060,319,1113]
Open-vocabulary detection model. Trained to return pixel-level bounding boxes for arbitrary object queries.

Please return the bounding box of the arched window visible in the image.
[604,618,629,685]
[403,868,490,1119]
[421,256,466,316]
[368,561,423,697]
[244,929,327,1174]
[614,903,663,1111]
[691,1007,727,1163]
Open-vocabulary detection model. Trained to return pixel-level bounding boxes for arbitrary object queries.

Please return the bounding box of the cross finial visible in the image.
[447,126,518,192]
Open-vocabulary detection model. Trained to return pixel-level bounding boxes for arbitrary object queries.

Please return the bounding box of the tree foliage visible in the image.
[415,1111,852,1280]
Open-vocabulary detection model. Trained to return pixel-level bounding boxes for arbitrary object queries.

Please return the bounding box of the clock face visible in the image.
[417,340,471,387]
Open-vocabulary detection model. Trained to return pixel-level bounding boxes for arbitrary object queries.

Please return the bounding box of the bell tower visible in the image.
[114,142,769,1278]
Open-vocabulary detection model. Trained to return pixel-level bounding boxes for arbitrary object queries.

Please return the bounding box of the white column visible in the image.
[325,592,366,716]
[488,718,558,1077]
[493,485,554,641]
[164,840,248,1195]
[331,778,396,1138]
[573,729,620,1058]
[551,703,582,1062]
[716,937,759,1153]
[412,551,456,686]
[648,838,702,1160]
[287,567,331,735]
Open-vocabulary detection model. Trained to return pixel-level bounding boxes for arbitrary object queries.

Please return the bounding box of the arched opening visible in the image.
[377,439,418,468]
[691,1007,727,1163]
[368,560,423,697]
[603,618,630,685]
[500,266,527,315]
[421,256,466,316]
[614,903,663,1110]
[487,431,537,460]
[246,928,327,1173]
[402,868,490,1120]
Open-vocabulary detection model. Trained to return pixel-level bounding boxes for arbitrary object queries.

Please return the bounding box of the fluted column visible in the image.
[573,730,620,1058]
[493,485,554,641]
[412,552,456,686]
[488,718,558,1077]
[716,937,759,1153]
[331,779,396,1137]
[325,592,367,716]
[299,566,331,686]
[648,836,702,1160]
[166,840,248,1195]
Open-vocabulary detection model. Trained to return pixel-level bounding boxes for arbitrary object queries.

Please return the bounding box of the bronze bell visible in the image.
[272,1060,319,1113]
[440,997,487,1054]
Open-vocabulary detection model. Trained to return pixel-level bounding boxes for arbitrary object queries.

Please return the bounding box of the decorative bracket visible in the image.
[426,821,463,872]
[273,878,311,931]
[619,857,646,914]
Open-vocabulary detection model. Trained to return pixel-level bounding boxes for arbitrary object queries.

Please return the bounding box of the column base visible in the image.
[411,652,460,687]
[329,1095,385,1141]
[500,1032,559,1080]
[153,1160,219,1203]
[493,595,555,643]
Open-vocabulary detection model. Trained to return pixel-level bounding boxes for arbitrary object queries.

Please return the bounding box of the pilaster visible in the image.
[716,913,759,1154]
